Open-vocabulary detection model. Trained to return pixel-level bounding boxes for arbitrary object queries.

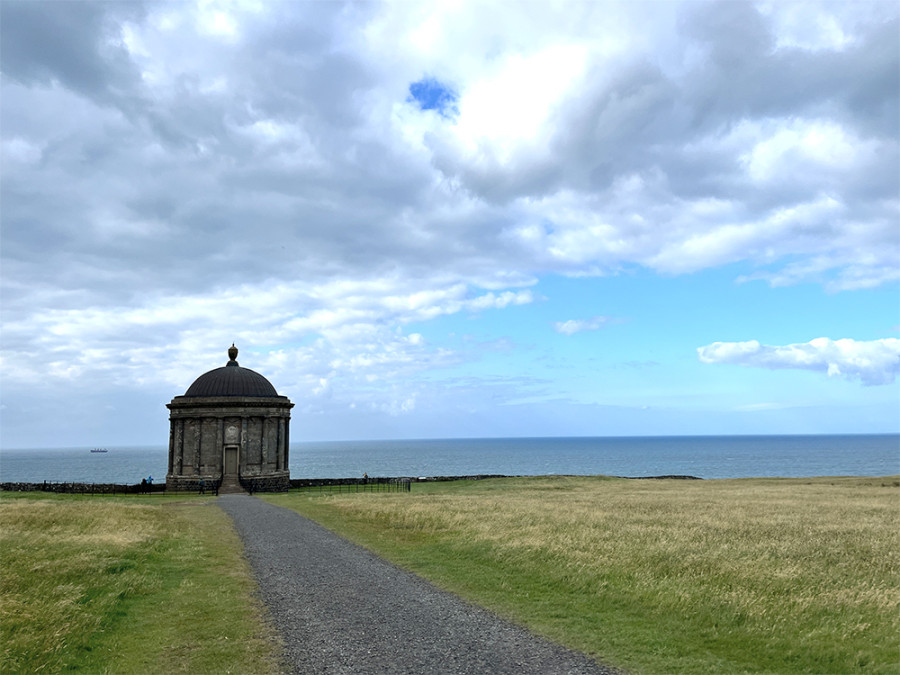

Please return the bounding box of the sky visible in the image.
[1,0,898,449]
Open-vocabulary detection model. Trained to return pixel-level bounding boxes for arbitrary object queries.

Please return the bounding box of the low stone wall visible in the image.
[0,481,158,494]
[241,474,291,493]
[165,477,221,493]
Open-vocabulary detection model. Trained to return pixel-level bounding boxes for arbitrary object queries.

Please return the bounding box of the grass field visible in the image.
[264,475,900,674]
[0,493,283,674]
[3,477,896,674]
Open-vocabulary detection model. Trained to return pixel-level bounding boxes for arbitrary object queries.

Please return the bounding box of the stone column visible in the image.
[257,417,265,467]
[283,416,290,470]
[193,418,201,475]
[267,417,278,470]
[241,417,249,476]
[168,423,175,475]
[276,417,283,471]
[261,417,270,469]
[173,419,184,474]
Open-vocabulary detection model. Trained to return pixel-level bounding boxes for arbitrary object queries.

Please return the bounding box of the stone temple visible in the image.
[166,345,293,492]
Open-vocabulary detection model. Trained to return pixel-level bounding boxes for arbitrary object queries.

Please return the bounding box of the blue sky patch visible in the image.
[408,77,458,118]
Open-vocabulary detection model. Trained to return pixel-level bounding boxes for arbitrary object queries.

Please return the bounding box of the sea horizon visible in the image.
[1,433,897,484]
[4,431,899,452]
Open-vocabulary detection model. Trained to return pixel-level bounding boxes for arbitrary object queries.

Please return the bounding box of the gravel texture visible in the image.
[219,494,618,675]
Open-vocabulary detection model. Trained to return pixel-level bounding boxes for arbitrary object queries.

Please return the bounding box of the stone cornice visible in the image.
[167,395,294,417]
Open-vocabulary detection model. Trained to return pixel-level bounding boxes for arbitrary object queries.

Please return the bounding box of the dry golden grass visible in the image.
[268,475,900,673]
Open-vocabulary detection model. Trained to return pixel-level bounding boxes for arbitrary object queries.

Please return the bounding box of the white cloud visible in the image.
[0,272,526,403]
[698,338,900,386]
[554,316,611,336]
[451,44,590,164]
[733,402,795,412]
[1,137,43,164]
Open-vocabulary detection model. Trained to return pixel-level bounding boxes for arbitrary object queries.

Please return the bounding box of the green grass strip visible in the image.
[264,475,900,674]
[1,493,283,674]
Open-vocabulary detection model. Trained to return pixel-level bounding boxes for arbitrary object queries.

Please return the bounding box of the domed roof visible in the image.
[183,345,281,398]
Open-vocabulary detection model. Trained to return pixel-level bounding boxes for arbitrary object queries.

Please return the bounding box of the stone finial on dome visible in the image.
[227,343,239,366]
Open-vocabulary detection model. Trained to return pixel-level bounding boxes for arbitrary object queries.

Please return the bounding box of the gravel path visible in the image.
[219,494,617,675]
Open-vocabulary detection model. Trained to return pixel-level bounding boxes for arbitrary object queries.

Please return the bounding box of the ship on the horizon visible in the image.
[90,448,108,453]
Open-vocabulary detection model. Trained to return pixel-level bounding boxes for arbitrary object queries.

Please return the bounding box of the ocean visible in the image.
[0,435,897,484]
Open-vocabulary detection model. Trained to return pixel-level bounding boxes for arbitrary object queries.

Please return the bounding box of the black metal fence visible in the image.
[290,480,411,495]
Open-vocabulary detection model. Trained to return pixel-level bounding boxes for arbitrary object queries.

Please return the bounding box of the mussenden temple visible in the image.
[166,345,294,493]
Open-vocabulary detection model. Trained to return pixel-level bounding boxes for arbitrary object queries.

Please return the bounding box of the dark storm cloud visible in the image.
[0,0,146,104]
[681,4,899,138]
